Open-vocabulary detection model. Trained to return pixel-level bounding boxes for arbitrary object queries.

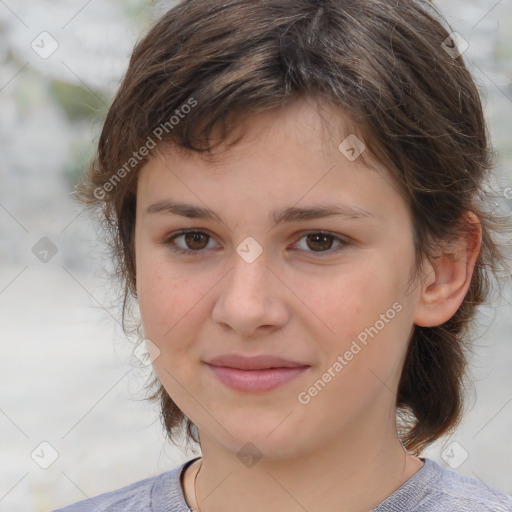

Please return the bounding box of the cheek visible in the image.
[135,250,210,417]
[300,262,386,340]
[136,243,192,339]
[135,248,216,369]
[138,267,194,338]
[137,265,201,396]
[309,256,411,372]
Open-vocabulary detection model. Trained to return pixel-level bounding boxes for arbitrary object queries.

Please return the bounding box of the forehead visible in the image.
[136,97,407,225]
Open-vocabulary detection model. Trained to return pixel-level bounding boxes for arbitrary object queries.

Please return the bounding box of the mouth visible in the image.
[205,365,309,392]
[205,353,310,370]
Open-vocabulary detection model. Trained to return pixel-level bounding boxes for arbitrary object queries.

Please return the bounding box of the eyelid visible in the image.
[161,228,220,255]
[291,230,350,257]
[161,228,351,257]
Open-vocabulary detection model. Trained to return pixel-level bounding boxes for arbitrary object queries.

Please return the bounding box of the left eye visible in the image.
[162,230,349,257]
[293,231,348,256]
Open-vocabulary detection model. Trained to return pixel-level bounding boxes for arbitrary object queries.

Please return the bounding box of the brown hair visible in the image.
[75,0,512,454]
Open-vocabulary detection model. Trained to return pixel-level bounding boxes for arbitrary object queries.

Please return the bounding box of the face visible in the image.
[134,97,422,459]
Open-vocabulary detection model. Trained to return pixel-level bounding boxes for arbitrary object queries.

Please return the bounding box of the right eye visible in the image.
[161,230,219,256]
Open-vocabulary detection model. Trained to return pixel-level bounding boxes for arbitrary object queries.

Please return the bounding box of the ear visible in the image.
[413,212,482,328]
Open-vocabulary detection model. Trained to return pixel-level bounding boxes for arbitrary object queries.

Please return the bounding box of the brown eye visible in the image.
[163,230,349,258]
[163,230,217,255]
[182,232,209,250]
[293,231,349,257]
[305,233,335,252]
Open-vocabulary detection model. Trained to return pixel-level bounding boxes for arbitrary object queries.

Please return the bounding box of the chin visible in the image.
[208,420,311,462]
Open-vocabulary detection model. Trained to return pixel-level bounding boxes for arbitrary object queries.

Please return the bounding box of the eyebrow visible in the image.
[146,199,376,225]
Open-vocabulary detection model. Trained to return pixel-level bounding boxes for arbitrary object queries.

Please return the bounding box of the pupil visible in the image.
[186,232,207,250]
[308,234,332,251]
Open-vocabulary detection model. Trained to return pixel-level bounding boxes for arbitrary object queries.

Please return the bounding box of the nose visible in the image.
[211,249,290,337]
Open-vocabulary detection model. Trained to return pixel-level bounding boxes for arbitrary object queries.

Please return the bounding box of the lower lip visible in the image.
[206,364,309,392]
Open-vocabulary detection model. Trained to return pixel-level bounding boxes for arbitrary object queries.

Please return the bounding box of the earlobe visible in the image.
[413,212,482,328]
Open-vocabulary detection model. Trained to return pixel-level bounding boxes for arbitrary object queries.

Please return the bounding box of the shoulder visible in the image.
[426,459,512,512]
[374,458,512,512]
[50,459,192,512]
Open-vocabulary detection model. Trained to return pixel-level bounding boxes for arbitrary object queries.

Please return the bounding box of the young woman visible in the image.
[54,0,512,510]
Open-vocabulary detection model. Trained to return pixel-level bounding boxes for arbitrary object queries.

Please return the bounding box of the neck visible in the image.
[191,415,423,512]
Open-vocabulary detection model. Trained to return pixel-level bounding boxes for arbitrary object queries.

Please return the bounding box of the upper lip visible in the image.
[205,354,310,370]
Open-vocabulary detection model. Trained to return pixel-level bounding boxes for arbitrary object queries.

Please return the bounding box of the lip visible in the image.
[204,354,310,392]
[205,364,309,392]
[206,354,309,370]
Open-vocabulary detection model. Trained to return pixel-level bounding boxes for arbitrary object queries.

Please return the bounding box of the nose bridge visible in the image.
[212,237,289,334]
[228,239,271,298]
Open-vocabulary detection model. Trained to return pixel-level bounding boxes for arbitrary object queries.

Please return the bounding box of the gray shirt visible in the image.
[52,457,512,511]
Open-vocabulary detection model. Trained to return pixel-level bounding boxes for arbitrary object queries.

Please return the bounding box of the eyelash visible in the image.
[161,229,350,258]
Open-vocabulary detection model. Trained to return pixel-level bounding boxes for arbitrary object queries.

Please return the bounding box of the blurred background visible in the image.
[0,0,511,510]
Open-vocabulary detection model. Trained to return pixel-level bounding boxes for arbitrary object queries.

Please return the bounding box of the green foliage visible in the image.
[49,80,108,122]
[62,140,97,192]
[494,13,512,59]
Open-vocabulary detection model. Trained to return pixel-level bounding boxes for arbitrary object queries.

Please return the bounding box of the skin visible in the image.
[134,97,481,512]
